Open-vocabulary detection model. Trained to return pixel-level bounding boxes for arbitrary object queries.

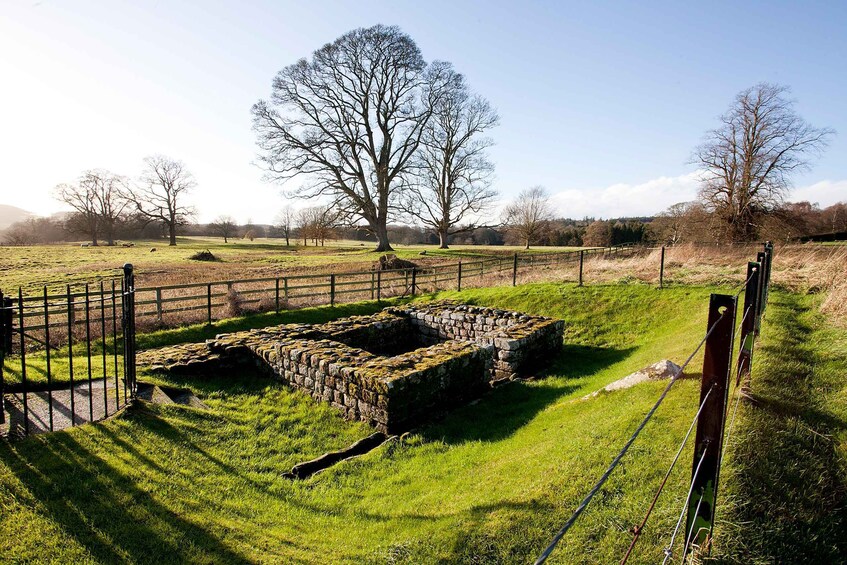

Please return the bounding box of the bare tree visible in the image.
[129,155,196,246]
[401,70,499,248]
[210,215,238,242]
[53,169,129,246]
[693,83,834,242]
[273,206,295,246]
[297,205,342,246]
[503,186,555,249]
[650,202,694,245]
[252,25,450,252]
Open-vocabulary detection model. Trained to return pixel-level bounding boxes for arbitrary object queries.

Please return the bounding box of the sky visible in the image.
[1,0,845,224]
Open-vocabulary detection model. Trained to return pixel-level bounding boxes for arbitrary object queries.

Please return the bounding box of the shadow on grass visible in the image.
[0,429,252,564]
[422,344,635,444]
[715,294,847,563]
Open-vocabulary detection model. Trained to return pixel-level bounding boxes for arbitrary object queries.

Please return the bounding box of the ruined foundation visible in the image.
[139,302,564,432]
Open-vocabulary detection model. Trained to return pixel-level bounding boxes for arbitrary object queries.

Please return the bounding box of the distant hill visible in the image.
[0,204,34,230]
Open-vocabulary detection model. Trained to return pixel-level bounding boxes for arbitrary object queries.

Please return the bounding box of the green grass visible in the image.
[710,292,847,562]
[3,283,842,563]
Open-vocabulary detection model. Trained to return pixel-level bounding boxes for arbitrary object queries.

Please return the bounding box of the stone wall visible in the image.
[249,338,491,432]
[138,301,564,431]
[389,303,565,382]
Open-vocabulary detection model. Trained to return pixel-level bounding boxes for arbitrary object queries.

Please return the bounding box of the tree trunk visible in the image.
[524,239,530,250]
[224,236,228,243]
[168,223,177,246]
[374,224,394,252]
[438,230,449,249]
[284,234,290,246]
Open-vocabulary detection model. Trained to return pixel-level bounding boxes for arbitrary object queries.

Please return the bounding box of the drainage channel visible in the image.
[284,432,390,479]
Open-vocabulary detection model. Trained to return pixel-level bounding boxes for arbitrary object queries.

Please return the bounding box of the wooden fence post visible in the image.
[155,288,163,322]
[458,260,463,292]
[376,271,382,301]
[207,283,213,324]
[275,278,280,313]
[685,293,737,556]
[512,254,518,286]
[578,250,584,287]
[283,277,289,306]
[660,246,665,289]
[411,268,417,296]
[371,272,375,300]
[330,274,336,306]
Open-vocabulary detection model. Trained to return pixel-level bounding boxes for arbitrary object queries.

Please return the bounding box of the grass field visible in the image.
[1,283,722,563]
[1,244,846,563]
[0,237,583,293]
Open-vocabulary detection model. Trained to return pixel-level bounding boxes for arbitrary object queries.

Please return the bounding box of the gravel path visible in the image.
[2,379,129,438]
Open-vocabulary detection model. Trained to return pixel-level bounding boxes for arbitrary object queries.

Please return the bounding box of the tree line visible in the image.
[3,27,840,249]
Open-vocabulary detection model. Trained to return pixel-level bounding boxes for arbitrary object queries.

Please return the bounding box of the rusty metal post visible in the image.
[685,293,737,556]
[330,274,336,306]
[736,262,760,385]
[659,246,665,289]
[457,260,463,292]
[756,251,768,336]
[0,291,11,354]
[762,242,774,312]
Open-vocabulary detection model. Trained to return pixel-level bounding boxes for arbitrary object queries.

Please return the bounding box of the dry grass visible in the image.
[572,243,847,327]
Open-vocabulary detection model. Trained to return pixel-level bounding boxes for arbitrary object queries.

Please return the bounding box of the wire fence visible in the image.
[535,242,774,564]
[2,244,639,345]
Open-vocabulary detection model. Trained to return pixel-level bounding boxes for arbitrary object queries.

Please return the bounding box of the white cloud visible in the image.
[790,180,847,208]
[541,174,847,219]
[547,172,702,219]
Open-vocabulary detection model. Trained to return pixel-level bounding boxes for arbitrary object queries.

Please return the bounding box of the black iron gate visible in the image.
[0,264,137,438]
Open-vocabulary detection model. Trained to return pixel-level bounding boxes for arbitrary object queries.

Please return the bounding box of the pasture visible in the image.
[0,241,845,563]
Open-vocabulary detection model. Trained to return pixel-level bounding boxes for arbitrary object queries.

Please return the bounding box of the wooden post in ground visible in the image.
[512,254,518,286]
[578,250,584,286]
[659,246,665,289]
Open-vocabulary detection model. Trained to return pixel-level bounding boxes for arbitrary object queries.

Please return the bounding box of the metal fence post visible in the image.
[0,291,11,354]
[512,253,518,286]
[685,293,737,556]
[122,264,137,399]
[736,261,760,385]
[376,271,382,301]
[754,251,767,335]
[0,290,5,424]
[458,260,463,291]
[660,246,665,289]
[411,268,417,296]
[330,274,336,306]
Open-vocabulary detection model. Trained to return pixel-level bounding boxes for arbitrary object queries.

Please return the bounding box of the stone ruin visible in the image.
[138,302,564,433]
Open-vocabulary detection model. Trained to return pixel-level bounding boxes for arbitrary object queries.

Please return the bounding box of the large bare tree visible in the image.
[53,169,129,246]
[252,25,450,252]
[693,83,833,242]
[503,186,555,249]
[401,70,499,248]
[129,155,196,246]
